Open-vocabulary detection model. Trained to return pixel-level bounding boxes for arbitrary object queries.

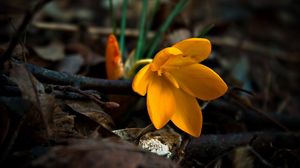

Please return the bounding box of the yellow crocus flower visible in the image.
[132,38,228,137]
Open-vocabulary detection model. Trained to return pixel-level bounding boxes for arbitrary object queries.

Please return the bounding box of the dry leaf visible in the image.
[65,100,115,130]
[32,138,179,168]
[113,127,182,158]
[139,127,182,158]
[34,41,65,61]
[10,63,55,138]
[233,146,254,168]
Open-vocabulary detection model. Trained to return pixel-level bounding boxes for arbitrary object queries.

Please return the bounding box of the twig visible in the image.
[0,0,52,68]
[204,147,235,168]
[230,86,255,96]
[228,91,290,131]
[208,36,299,62]
[54,85,119,109]
[32,22,155,38]
[182,132,300,167]
[53,89,92,100]
[174,133,191,164]
[24,63,134,95]
[248,146,274,167]
[134,124,155,144]
[0,84,94,101]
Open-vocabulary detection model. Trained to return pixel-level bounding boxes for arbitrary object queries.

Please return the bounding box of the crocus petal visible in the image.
[147,75,176,129]
[151,47,183,71]
[172,38,211,62]
[163,54,196,68]
[171,89,202,137]
[163,71,179,89]
[132,64,153,96]
[105,34,124,79]
[168,64,228,100]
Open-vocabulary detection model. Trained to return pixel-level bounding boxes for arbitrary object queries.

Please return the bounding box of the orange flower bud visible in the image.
[105,34,124,80]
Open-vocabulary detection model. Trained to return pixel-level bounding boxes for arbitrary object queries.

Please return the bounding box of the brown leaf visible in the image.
[233,146,254,168]
[65,100,115,130]
[139,127,182,158]
[52,105,84,139]
[32,138,179,168]
[114,127,182,158]
[33,41,65,61]
[10,63,55,138]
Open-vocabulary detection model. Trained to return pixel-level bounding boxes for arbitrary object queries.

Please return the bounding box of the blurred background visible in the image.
[0,0,299,167]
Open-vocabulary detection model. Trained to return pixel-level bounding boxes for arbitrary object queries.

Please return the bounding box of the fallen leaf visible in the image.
[31,138,179,168]
[113,127,182,158]
[34,41,65,61]
[65,100,115,130]
[139,127,182,158]
[10,63,56,138]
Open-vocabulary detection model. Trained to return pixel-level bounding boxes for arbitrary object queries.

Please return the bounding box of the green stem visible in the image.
[146,0,190,58]
[198,24,215,37]
[146,0,160,33]
[135,0,148,60]
[127,59,152,78]
[109,0,116,34]
[119,0,128,59]
[141,0,160,57]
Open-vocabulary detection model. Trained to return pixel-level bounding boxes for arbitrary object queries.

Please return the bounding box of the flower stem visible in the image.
[135,0,148,60]
[126,59,152,78]
[146,0,190,58]
[119,0,128,59]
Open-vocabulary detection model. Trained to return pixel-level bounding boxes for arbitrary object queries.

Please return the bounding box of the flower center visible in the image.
[150,64,165,76]
[150,64,179,88]
[157,69,163,76]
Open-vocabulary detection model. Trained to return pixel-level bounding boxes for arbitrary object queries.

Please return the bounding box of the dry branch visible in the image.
[182,132,300,167]
[32,22,155,38]
[208,36,299,62]
[25,63,134,95]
